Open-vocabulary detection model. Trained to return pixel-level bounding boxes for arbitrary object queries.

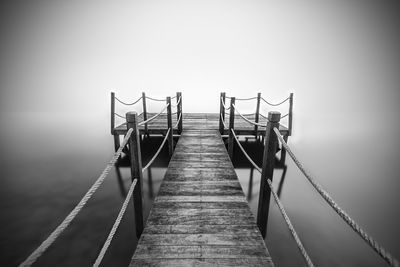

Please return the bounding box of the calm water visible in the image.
[1,113,399,266]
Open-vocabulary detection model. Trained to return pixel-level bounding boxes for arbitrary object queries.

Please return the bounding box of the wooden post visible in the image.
[257,111,281,238]
[227,97,236,158]
[219,92,226,135]
[254,92,261,138]
[126,112,144,238]
[166,97,174,156]
[111,92,115,135]
[142,92,148,136]
[111,92,120,152]
[176,92,183,134]
[288,93,293,136]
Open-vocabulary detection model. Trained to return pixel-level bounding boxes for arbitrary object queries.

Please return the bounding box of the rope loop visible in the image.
[115,96,142,106]
[138,104,169,126]
[273,127,399,267]
[261,96,290,106]
[93,179,138,267]
[19,128,134,267]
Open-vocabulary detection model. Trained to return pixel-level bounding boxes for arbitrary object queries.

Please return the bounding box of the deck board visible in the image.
[130,128,274,266]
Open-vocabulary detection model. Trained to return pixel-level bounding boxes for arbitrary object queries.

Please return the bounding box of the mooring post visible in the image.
[142,92,148,136]
[111,92,120,152]
[176,92,183,134]
[288,92,294,136]
[219,92,226,135]
[126,112,144,238]
[257,111,281,238]
[166,96,174,156]
[254,92,261,139]
[227,97,236,159]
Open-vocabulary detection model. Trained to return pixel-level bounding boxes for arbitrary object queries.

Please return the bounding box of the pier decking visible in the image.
[130,129,273,266]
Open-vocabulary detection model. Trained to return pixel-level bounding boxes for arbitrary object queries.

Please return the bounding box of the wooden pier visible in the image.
[130,129,273,266]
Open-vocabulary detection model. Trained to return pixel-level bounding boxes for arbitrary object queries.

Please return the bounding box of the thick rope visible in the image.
[267,179,315,267]
[235,96,258,101]
[171,96,182,108]
[138,104,169,126]
[231,128,314,267]
[261,96,290,106]
[259,113,268,119]
[19,128,134,267]
[281,113,289,119]
[231,129,261,173]
[221,97,231,110]
[142,128,170,172]
[115,96,142,106]
[174,113,182,129]
[114,113,125,119]
[93,179,137,267]
[146,96,166,102]
[273,127,399,267]
[220,113,228,129]
[233,104,267,127]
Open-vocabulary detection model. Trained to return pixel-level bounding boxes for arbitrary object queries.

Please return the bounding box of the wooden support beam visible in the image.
[167,97,174,156]
[126,112,144,238]
[254,92,261,138]
[257,111,281,238]
[219,92,226,135]
[142,92,148,135]
[227,97,236,159]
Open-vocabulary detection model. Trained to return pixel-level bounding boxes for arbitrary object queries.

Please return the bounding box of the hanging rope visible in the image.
[230,128,314,267]
[221,97,230,110]
[171,96,182,108]
[93,179,137,267]
[115,96,142,106]
[267,179,315,267]
[220,113,228,129]
[142,128,170,172]
[174,113,182,129]
[19,128,134,267]
[114,113,125,119]
[273,127,399,267]
[232,104,267,127]
[235,96,258,101]
[261,96,290,106]
[138,104,169,126]
[145,96,165,102]
[231,129,261,173]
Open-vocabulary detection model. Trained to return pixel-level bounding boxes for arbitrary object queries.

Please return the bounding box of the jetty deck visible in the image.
[114,113,289,136]
[130,129,273,266]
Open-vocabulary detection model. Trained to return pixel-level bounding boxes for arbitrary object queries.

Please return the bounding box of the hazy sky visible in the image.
[0,0,399,139]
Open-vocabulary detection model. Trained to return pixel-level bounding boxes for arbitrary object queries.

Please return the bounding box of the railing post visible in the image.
[142,92,148,136]
[176,92,183,134]
[254,92,261,138]
[289,92,293,136]
[227,97,236,158]
[166,97,174,156]
[126,112,144,238]
[219,92,226,135]
[111,92,120,152]
[257,111,281,238]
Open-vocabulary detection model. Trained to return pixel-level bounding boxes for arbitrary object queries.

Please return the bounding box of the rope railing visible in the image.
[171,96,182,108]
[142,128,170,172]
[114,113,125,119]
[174,113,182,129]
[261,96,290,106]
[273,127,399,267]
[232,104,267,127]
[146,95,177,102]
[230,128,314,267]
[19,128,134,267]
[93,178,138,267]
[221,97,230,110]
[220,112,228,129]
[115,96,142,106]
[235,96,258,101]
[138,104,169,126]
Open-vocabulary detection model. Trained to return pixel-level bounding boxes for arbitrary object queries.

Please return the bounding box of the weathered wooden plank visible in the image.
[142,224,261,235]
[130,258,273,266]
[133,245,269,259]
[131,129,273,266]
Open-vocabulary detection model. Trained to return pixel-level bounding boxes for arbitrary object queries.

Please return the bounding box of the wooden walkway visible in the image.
[114,113,289,136]
[130,129,274,266]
